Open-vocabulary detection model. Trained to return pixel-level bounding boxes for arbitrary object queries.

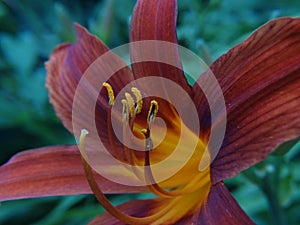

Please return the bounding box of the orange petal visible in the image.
[0,145,146,201]
[46,24,133,134]
[192,17,300,182]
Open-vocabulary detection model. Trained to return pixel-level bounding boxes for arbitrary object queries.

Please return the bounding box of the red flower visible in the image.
[1,0,299,224]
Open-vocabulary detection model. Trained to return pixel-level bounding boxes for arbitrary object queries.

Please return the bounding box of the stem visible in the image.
[261,159,286,225]
[263,185,285,225]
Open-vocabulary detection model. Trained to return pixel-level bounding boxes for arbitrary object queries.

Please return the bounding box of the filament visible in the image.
[102,82,122,161]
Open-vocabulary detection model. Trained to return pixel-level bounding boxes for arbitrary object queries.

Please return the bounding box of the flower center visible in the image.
[78,82,212,224]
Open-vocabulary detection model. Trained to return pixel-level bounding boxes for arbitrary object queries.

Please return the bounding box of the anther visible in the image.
[131,87,143,114]
[141,129,153,151]
[125,92,135,117]
[102,82,115,105]
[147,100,158,124]
[141,128,150,138]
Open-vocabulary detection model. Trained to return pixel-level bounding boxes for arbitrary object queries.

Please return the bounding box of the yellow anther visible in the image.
[147,100,158,123]
[125,92,135,117]
[121,99,129,121]
[141,129,153,151]
[131,87,143,114]
[140,129,148,136]
[102,82,115,105]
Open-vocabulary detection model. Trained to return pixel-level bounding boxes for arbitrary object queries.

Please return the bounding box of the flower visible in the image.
[1,0,300,224]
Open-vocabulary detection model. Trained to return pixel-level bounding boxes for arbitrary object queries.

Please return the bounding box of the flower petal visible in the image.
[0,145,145,201]
[196,182,254,225]
[87,199,162,225]
[46,24,133,134]
[87,184,210,224]
[130,0,192,96]
[46,43,73,132]
[193,17,300,182]
[88,183,252,225]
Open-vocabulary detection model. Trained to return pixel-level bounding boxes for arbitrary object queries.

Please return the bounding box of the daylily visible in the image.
[1,0,299,224]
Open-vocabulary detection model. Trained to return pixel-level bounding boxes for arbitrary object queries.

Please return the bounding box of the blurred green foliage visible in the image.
[0,0,299,224]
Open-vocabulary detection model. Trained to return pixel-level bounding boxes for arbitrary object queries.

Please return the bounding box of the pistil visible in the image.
[79,129,187,225]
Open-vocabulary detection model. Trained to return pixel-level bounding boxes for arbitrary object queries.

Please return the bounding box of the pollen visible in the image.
[131,87,143,114]
[125,92,135,117]
[102,82,115,105]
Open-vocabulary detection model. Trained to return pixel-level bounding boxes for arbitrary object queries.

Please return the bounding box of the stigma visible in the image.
[79,129,89,159]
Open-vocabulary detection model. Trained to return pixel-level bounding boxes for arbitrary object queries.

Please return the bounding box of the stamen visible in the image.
[121,99,143,177]
[121,98,141,171]
[79,128,180,225]
[102,82,115,105]
[125,92,135,117]
[147,100,158,124]
[131,87,143,114]
[102,82,122,161]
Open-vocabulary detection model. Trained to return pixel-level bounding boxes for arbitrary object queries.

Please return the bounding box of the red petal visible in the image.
[0,146,145,201]
[88,183,253,225]
[87,199,162,225]
[46,43,73,132]
[192,18,300,182]
[174,210,202,225]
[196,182,254,225]
[130,0,192,100]
[46,24,133,134]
